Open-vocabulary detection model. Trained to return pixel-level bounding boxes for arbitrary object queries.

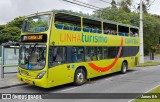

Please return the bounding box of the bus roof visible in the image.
[29,10,139,29]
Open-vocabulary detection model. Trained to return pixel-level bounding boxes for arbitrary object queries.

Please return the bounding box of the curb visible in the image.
[0,83,26,90]
[136,64,160,67]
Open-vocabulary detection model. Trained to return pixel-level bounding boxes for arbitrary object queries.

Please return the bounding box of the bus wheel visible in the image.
[121,61,127,74]
[74,68,86,86]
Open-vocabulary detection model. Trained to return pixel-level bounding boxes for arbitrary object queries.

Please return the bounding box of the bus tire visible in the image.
[74,68,86,86]
[121,61,127,74]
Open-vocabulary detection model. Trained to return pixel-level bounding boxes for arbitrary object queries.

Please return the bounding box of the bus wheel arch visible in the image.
[121,60,128,74]
[73,66,87,86]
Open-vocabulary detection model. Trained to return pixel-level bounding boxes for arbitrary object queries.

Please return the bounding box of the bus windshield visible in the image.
[19,44,46,70]
[22,14,51,33]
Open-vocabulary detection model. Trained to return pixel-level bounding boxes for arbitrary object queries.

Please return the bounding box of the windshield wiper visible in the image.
[27,43,38,68]
[29,43,38,55]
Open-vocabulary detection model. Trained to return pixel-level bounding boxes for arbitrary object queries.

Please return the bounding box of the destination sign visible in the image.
[26,35,42,40]
[21,34,47,42]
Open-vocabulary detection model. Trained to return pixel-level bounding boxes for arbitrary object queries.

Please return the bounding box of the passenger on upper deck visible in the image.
[104,27,110,34]
[111,30,116,35]
[130,30,134,37]
[134,32,138,37]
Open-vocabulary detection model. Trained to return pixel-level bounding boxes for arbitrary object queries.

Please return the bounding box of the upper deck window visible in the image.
[22,14,51,33]
[55,13,81,31]
[118,25,129,36]
[83,18,102,34]
[130,28,139,37]
[103,22,117,35]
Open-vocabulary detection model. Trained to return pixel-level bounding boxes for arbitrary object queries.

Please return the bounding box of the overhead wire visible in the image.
[147,0,156,8]
[61,0,100,10]
[72,0,101,9]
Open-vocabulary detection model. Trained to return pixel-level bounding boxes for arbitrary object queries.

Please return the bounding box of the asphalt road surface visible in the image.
[0,65,160,102]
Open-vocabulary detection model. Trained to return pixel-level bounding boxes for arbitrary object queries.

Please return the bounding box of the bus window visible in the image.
[22,14,51,33]
[83,18,101,33]
[85,47,91,61]
[97,47,103,60]
[54,13,81,31]
[103,22,117,35]
[19,44,46,70]
[71,47,84,62]
[130,28,139,37]
[103,47,108,59]
[118,25,129,36]
[48,46,66,67]
[108,47,119,58]
[85,47,97,61]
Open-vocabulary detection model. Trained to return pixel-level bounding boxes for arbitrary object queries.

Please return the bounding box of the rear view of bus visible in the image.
[17,12,52,88]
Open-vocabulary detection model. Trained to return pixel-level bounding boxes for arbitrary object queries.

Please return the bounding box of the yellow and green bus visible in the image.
[17,10,140,88]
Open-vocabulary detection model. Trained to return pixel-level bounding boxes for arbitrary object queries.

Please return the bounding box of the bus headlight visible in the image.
[36,71,46,79]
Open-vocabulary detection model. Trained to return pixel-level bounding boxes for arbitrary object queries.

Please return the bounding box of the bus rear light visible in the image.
[36,71,46,79]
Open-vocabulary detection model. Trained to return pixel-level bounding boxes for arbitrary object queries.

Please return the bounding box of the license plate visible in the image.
[25,79,30,83]
[21,70,29,76]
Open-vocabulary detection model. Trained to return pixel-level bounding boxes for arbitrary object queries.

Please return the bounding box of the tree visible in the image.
[0,25,5,34]
[0,16,25,43]
[6,16,24,29]
[118,0,132,13]
[137,0,151,14]
[94,7,132,24]
[111,0,117,8]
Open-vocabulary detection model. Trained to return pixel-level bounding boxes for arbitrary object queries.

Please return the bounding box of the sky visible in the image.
[0,0,159,25]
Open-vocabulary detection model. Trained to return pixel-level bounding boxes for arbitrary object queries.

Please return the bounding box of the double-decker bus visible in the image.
[18,10,140,88]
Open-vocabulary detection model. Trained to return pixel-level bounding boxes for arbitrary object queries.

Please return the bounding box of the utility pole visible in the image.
[140,0,144,63]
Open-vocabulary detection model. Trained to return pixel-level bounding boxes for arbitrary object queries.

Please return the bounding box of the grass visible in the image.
[137,61,160,67]
[134,86,160,102]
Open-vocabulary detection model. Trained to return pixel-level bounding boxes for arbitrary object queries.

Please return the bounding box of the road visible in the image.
[0,65,160,102]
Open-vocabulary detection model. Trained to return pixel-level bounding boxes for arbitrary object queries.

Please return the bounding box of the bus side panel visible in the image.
[86,59,118,78]
[47,64,75,87]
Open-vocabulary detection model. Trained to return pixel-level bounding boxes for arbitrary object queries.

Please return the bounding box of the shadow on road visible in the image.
[20,69,137,93]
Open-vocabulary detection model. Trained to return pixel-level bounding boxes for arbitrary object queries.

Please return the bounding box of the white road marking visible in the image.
[144,84,160,93]
[128,98,136,102]
[128,84,160,102]
[105,78,113,81]
[104,70,139,81]
[61,87,77,92]
[140,67,158,71]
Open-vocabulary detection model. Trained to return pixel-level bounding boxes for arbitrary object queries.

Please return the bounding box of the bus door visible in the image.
[48,47,72,86]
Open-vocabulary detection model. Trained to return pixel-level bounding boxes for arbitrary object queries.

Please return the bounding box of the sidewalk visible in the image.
[0,73,25,89]
[144,56,160,62]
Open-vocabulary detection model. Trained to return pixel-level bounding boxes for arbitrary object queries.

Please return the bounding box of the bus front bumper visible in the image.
[17,73,49,88]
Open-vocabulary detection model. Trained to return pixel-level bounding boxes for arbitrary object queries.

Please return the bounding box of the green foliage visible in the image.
[118,0,132,13]
[7,17,24,29]
[0,25,5,31]
[94,7,137,25]
[111,0,117,8]
[0,16,24,43]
